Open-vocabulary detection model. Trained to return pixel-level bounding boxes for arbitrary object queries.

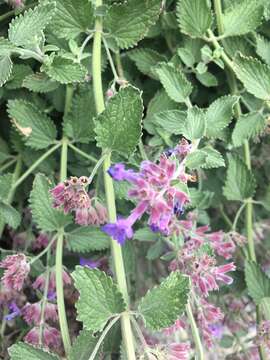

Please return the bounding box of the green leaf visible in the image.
[182,106,206,140]
[128,48,167,79]
[94,86,143,155]
[68,330,98,360]
[7,99,57,150]
[9,343,60,360]
[0,56,13,87]
[8,2,56,47]
[0,174,13,201]
[223,0,264,37]
[152,110,186,134]
[42,56,87,84]
[0,202,21,229]
[30,174,72,232]
[155,62,192,103]
[177,0,213,38]
[189,188,213,209]
[261,298,270,320]
[72,267,126,331]
[205,95,239,138]
[138,271,189,331]
[223,156,256,201]
[23,73,59,93]
[232,112,266,147]
[104,0,161,49]
[256,34,270,66]
[245,261,270,305]
[186,147,225,169]
[177,47,195,67]
[65,226,110,252]
[63,89,96,143]
[133,227,158,242]
[0,37,17,56]
[196,72,218,87]
[6,64,33,90]
[51,0,94,40]
[233,54,270,101]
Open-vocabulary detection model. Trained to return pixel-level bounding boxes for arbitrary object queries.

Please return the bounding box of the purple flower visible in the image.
[80,257,100,268]
[108,163,137,182]
[102,201,148,245]
[4,302,21,321]
[0,253,30,291]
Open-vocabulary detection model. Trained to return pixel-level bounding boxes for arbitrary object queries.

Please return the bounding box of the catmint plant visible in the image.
[0,0,270,359]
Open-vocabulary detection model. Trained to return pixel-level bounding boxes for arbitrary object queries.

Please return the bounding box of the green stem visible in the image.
[138,140,148,160]
[11,143,61,191]
[186,301,204,360]
[39,249,51,345]
[103,37,120,82]
[29,236,56,265]
[88,315,120,360]
[68,143,98,163]
[92,3,136,359]
[55,87,73,355]
[115,52,125,79]
[0,158,17,173]
[232,202,246,232]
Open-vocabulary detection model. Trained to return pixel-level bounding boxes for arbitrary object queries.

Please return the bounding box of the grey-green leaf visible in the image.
[155,62,192,103]
[182,106,206,140]
[233,54,270,101]
[72,267,126,331]
[152,110,186,134]
[23,73,59,93]
[30,174,72,232]
[68,330,98,360]
[104,0,161,49]
[138,271,189,331]
[9,342,60,360]
[177,0,213,38]
[223,156,256,201]
[0,202,21,229]
[0,56,13,87]
[94,86,143,155]
[245,261,270,305]
[205,95,239,138]
[8,3,56,47]
[7,99,57,150]
[232,112,266,147]
[65,226,110,253]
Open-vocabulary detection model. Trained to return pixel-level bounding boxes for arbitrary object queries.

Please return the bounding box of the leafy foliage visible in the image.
[186,147,225,169]
[95,86,143,155]
[245,261,270,305]
[138,271,189,330]
[72,267,126,331]
[23,73,59,93]
[68,330,98,360]
[9,343,60,360]
[65,226,110,252]
[182,106,206,140]
[0,202,21,229]
[232,112,266,147]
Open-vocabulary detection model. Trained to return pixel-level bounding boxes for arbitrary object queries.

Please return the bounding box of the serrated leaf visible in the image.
[133,227,158,242]
[128,48,167,79]
[151,110,186,134]
[68,330,98,360]
[72,267,126,331]
[223,156,256,201]
[104,0,161,49]
[182,106,206,140]
[186,147,225,169]
[233,54,270,101]
[232,112,266,147]
[0,37,17,56]
[223,36,254,59]
[66,226,110,252]
[261,298,270,320]
[0,56,13,87]
[177,0,213,38]
[256,35,270,66]
[23,72,59,93]
[189,188,213,209]
[245,261,270,305]
[223,0,264,37]
[95,86,143,155]
[196,72,218,87]
[6,64,33,90]
[51,0,94,40]
[9,342,60,360]
[0,202,21,229]
[8,99,57,150]
[8,3,56,47]
[42,56,87,84]
[0,173,13,201]
[155,62,192,103]
[63,89,96,143]
[30,174,72,232]
[138,271,189,331]
[177,47,195,67]
[206,95,238,138]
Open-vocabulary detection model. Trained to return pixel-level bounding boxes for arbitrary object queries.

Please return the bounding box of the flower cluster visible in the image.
[0,254,30,291]
[50,176,107,226]
[168,214,237,348]
[257,320,270,352]
[102,139,194,244]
